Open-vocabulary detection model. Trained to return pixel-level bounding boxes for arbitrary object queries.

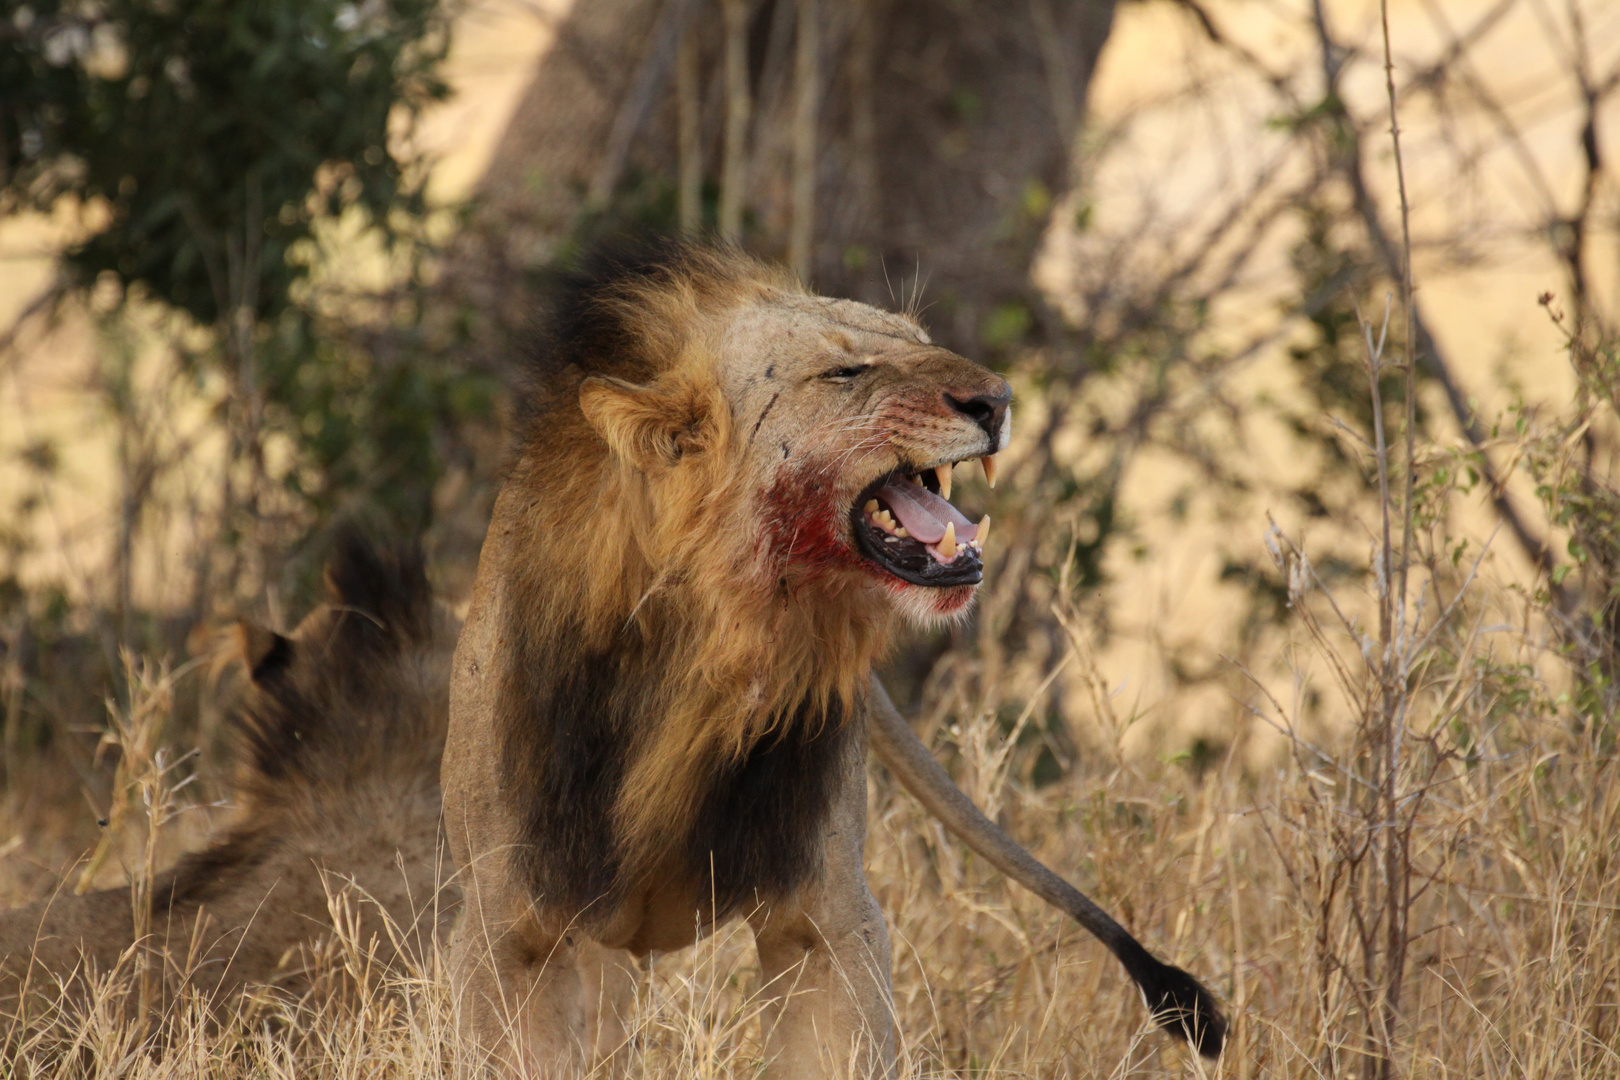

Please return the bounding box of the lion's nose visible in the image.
[944,386,1011,446]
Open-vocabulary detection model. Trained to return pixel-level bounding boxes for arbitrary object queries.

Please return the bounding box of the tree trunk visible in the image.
[455,0,1117,363]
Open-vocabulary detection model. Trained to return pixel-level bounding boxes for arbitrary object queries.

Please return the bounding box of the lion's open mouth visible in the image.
[850,459,994,588]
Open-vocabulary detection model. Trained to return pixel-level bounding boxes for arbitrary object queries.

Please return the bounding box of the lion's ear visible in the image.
[580,374,714,470]
[232,621,293,683]
[190,619,291,685]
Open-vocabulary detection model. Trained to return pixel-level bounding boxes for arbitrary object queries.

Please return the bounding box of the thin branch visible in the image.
[789,0,820,280]
[587,0,702,211]
[1379,4,1417,1069]
[0,277,69,374]
[1312,4,1567,603]
[1169,0,1297,99]
[677,20,702,233]
[718,0,752,240]
[1029,0,1078,140]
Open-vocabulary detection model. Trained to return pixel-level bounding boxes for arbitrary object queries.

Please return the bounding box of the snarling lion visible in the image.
[0,539,457,1019]
[444,239,1225,1078]
[0,242,1223,1072]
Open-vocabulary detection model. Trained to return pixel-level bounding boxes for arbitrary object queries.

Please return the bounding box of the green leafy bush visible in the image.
[2,0,448,325]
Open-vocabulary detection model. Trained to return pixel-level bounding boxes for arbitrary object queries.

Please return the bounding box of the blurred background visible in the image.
[4,0,1615,777]
[2,0,1619,1073]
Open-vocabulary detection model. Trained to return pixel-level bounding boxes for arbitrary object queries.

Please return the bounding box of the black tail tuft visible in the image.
[1136,957,1228,1058]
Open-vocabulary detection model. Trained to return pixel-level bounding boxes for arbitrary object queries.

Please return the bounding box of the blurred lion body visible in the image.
[0,541,459,1017]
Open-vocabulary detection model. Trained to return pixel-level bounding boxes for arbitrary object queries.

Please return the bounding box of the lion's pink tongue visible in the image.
[876,478,978,544]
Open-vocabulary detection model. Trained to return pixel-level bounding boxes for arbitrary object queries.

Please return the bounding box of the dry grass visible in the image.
[1,529,1616,1079]
[5,315,1617,1076]
[4,342,1619,1075]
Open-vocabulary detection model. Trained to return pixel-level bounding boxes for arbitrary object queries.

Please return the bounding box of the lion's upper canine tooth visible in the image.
[934,464,952,501]
[938,521,958,560]
[981,454,998,488]
[974,515,989,549]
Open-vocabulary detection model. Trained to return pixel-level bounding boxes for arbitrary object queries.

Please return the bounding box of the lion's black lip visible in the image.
[849,472,983,588]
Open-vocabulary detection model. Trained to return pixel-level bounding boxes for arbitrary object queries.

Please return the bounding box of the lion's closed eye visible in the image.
[820,365,869,381]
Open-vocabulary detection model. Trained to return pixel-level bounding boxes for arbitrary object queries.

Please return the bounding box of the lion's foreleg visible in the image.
[748,744,895,1080]
[448,878,589,1077]
[579,939,641,1075]
[751,891,894,1080]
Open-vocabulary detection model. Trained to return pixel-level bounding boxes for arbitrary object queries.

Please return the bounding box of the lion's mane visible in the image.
[495,241,894,921]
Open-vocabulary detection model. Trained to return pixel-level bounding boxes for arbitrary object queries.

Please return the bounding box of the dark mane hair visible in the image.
[480,237,875,926]
[533,234,695,381]
[516,234,794,438]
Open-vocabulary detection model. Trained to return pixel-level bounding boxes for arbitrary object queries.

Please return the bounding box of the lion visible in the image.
[0,244,1222,1071]
[0,537,458,1021]
[443,238,1225,1078]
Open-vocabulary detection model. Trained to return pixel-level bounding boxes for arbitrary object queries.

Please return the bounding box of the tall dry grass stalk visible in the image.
[66,653,205,1028]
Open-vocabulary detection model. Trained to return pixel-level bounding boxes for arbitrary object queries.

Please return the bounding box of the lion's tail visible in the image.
[866,676,1228,1059]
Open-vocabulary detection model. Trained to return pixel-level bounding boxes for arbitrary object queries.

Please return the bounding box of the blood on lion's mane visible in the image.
[495,241,898,919]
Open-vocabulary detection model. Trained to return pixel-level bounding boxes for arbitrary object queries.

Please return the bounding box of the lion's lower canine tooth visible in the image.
[975,515,989,548]
[865,499,879,513]
[939,521,957,560]
[981,454,998,488]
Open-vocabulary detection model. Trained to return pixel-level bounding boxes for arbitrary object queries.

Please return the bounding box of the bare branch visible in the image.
[587,0,702,210]
[1310,1,1566,599]
[718,0,752,240]
[789,0,820,279]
